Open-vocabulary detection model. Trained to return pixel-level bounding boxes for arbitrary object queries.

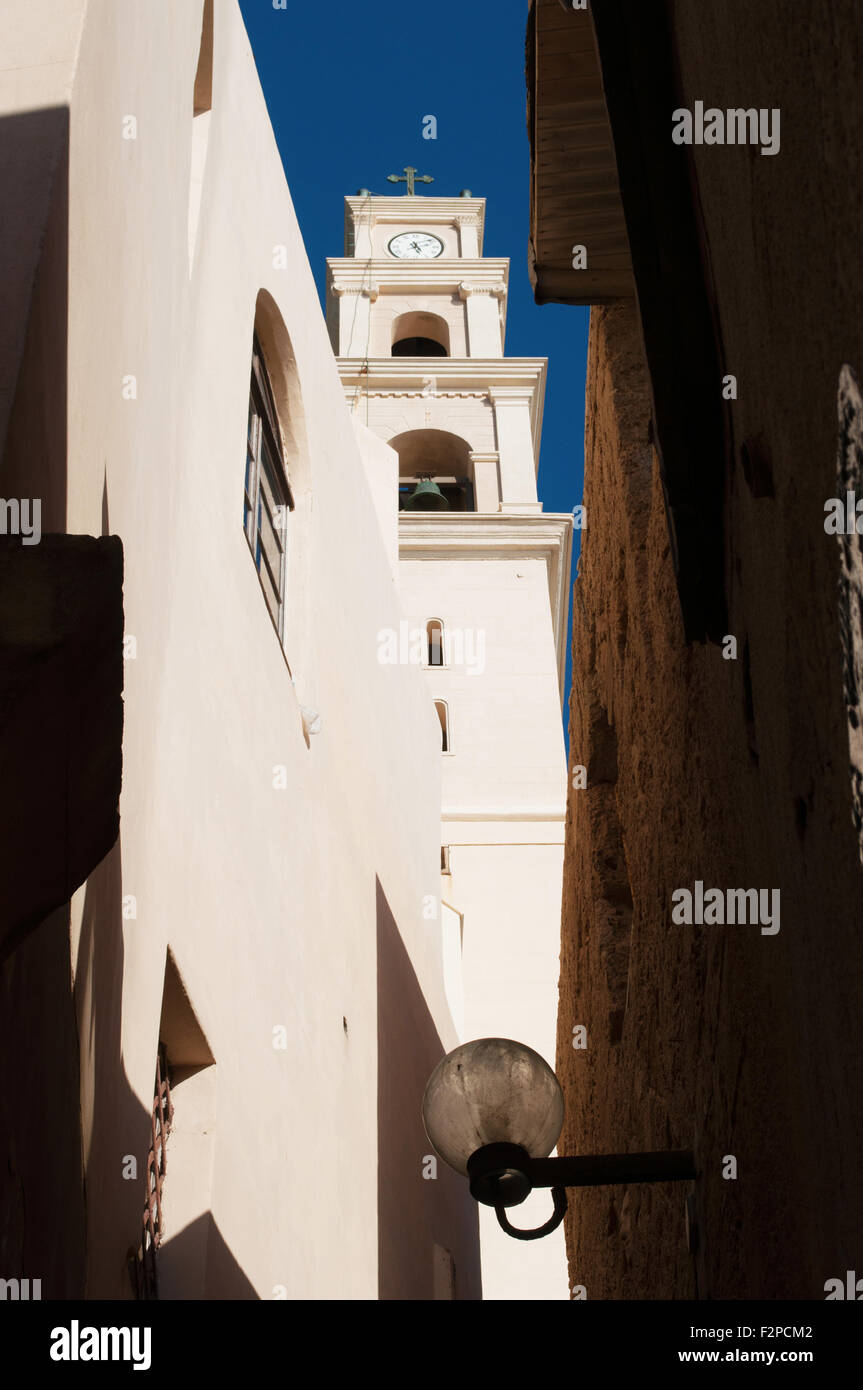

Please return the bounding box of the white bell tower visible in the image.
[327,180,572,1300]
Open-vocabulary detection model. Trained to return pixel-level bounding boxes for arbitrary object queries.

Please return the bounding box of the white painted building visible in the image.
[0,0,569,1303]
[329,194,572,1299]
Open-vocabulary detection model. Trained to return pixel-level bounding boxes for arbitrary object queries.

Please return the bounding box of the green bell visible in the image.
[404,475,450,512]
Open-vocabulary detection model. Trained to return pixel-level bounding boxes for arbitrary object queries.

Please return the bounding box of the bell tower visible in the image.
[327,180,572,1300]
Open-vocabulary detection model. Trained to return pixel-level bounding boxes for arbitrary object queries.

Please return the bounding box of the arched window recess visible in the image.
[244,335,295,638]
[434,700,451,754]
[427,619,446,667]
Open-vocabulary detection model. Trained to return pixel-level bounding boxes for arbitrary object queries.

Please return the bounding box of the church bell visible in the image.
[404,475,450,512]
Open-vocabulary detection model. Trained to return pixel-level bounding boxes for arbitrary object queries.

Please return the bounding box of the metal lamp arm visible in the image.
[495,1187,568,1241]
[469,1145,697,1241]
[527,1149,697,1188]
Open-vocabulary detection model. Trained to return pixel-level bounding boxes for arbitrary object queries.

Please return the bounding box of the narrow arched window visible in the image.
[427,619,445,667]
[434,700,450,753]
[244,335,294,637]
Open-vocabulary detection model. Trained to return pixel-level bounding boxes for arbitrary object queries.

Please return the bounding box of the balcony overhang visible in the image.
[527,0,633,306]
[527,0,729,644]
[0,535,124,958]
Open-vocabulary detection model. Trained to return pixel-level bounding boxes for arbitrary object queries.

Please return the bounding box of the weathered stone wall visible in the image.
[557,295,863,1299]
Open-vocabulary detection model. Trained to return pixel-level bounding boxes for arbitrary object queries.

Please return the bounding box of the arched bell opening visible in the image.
[393,429,475,512]
[391,311,450,357]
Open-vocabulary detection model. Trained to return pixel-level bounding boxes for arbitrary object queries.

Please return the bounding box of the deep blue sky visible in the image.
[239,0,589,726]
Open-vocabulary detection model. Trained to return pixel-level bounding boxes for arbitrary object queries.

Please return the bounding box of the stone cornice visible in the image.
[398,513,573,698]
[327,258,511,341]
[327,258,509,292]
[336,357,545,389]
[336,357,547,458]
[331,283,380,300]
[458,281,507,300]
[441,809,566,824]
[344,195,487,254]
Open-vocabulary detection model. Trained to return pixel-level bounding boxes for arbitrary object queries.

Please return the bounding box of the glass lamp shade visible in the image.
[422,1038,565,1176]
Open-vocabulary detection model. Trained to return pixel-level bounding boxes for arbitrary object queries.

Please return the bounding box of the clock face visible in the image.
[388,231,444,260]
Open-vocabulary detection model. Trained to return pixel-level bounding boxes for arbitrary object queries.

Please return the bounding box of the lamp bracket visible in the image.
[467,1143,697,1212]
[495,1187,568,1241]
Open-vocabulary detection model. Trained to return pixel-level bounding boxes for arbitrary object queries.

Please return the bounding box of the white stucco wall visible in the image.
[1,0,571,1302]
[451,835,568,1299]
[45,0,475,1300]
[398,551,569,1299]
[370,295,469,359]
[398,556,567,815]
[352,419,400,579]
[0,0,87,455]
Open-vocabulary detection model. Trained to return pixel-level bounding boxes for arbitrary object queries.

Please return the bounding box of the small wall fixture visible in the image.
[300,706,322,738]
[422,1038,696,1240]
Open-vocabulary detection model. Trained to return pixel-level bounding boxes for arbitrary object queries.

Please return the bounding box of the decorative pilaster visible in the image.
[351,211,376,258]
[455,213,481,257]
[338,285,379,356]
[469,451,501,512]
[489,389,541,511]
[459,283,507,358]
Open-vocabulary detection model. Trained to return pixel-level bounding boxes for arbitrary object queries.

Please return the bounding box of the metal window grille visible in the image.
[129,1044,174,1300]
[244,338,293,638]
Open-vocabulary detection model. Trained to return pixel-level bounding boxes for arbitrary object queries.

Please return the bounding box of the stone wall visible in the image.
[557,298,863,1298]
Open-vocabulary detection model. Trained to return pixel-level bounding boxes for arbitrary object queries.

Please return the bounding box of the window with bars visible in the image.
[129,1044,174,1301]
[244,337,294,636]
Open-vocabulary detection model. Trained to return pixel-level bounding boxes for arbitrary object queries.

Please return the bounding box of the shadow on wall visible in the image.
[376,878,481,1300]
[0,107,70,512]
[162,1212,259,1301]
[0,105,253,1305]
[75,837,154,1298]
[0,109,122,954]
[0,107,121,1299]
[0,835,148,1300]
[77,843,258,1301]
[0,904,87,1297]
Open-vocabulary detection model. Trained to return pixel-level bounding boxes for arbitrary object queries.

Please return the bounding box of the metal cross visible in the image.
[387,166,434,197]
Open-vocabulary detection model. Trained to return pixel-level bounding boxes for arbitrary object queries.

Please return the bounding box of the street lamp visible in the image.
[422,1038,696,1240]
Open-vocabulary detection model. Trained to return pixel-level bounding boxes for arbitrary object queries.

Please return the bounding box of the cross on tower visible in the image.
[386,166,434,197]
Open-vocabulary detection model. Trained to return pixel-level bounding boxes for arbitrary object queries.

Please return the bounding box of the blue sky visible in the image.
[239,0,589,725]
